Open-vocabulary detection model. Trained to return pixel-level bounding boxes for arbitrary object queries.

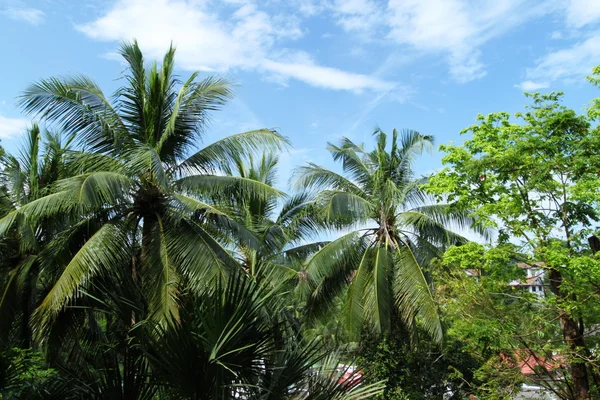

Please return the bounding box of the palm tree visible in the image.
[0,124,75,346]
[221,152,325,283]
[138,272,384,399]
[295,129,484,342]
[0,41,287,341]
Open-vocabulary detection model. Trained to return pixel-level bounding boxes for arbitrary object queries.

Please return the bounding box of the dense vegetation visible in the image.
[1,42,600,399]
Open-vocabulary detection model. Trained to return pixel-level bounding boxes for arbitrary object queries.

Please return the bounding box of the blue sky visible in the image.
[1,0,600,188]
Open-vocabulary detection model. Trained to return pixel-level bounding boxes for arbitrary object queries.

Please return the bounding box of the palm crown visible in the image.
[296,129,483,341]
[1,41,287,339]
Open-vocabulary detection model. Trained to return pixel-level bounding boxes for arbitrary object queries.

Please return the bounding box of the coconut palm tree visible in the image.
[294,129,485,342]
[0,124,76,346]
[0,41,287,341]
[221,152,325,280]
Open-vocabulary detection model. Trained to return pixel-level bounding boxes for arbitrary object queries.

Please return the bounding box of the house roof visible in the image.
[500,351,564,375]
[509,273,544,287]
[517,262,545,269]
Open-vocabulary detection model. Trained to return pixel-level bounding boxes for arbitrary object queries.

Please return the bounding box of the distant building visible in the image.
[509,262,546,297]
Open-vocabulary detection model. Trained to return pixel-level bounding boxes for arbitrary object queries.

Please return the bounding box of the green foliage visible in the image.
[0,348,60,399]
[356,325,479,399]
[295,129,484,343]
[427,84,600,398]
[437,244,560,398]
[0,42,386,399]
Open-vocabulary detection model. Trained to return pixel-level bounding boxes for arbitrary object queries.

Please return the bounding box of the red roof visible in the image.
[500,351,563,375]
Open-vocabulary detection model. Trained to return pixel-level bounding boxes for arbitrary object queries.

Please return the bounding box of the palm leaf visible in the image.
[33,222,131,339]
[177,129,289,174]
[18,75,125,153]
[393,243,443,343]
[371,244,393,333]
[142,216,180,325]
[294,164,365,196]
[175,174,284,202]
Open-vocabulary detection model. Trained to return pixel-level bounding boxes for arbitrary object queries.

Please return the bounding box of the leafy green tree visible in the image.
[436,242,564,399]
[356,322,480,400]
[294,129,484,341]
[426,91,600,399]
[0,41,287,341]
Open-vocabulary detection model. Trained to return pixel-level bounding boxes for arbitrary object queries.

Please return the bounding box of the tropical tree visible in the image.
[294,129,484,341]
[140,272,384,400]
[0,41,287,344]
[38,271,382,400]
[426,91,600,399]
[0,124,75,346]
[221,152,325,284]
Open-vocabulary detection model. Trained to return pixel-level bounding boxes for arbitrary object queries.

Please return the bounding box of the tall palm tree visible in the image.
[0,124,75,346]
[295,129,484,342]
[0,41,287,341]
[221,152,329,296]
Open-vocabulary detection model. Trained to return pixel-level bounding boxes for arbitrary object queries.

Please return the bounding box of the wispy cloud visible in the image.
[514,80,550,91]
[261,59,392,92]
[77,0,392,93]
[564,0,600,28]
[1,7,45,25]
[521,33,600,87]
[385,0,554,83]
[0,114,29,139]
[299,0,557,84]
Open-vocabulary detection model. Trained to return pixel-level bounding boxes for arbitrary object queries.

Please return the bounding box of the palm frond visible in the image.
[56,171,133,210]
[167,218,241,291]
[370,244,394,333]
[317,190,374,225]
[178,129,289,175]
[124,145,168,189]
[142,216,180,325]
[18,75,125,153]
[327,137,372,189]
[33,222,131,340]
[344,245,373,336]
[175,174,284,203]
[0,191,76,237]
[159,76,234,160]
[302,232,368,318]
[294,164,366,196]
[393,243,443,343]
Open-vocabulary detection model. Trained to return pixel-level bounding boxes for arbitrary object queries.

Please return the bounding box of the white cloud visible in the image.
[77,0,391,92]
[565,0,600,28]
[524,34,600,85]
[385,0,553,83]
[261,59,392,92]
[0,115,29,139]
[514,80,550,91]
[1,7,44,25]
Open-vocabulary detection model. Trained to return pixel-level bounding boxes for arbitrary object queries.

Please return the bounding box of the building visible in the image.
[509,262,546,297]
